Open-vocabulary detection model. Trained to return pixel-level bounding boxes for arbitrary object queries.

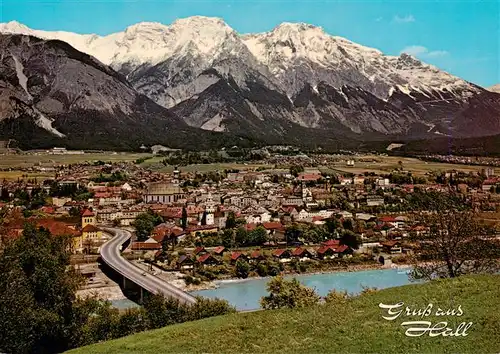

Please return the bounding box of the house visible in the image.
[249,250,265,262]
[213,246,226,256]
[291,247,314,261]
[334,244,353,257]
[197,253,219,266]
[177,255,195,270]
[380,240,402,254]
[337,211,353,219]
[378,216,398,228]
[272,249,292,262]
[340,177,352,185]
[230,251,248,264]
[356,213,377,222]
[144,182,186,204]
[186,225,218,236]
[79,209,102,252]
[131,242,161,251]
[297,173,322,182]
[482,178,499,192]
[317,242,353,259]
[322,239,340,247]
[262,221,284,234]
[193,246,207,255]
[367,196,384,207]
[316,246,337,259]
[34,219,81,252]
[353,175,365,185]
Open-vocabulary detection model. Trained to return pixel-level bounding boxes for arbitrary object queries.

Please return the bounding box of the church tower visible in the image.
[205,192,216,225]
[173,167,180,185]
[81,209,96,228]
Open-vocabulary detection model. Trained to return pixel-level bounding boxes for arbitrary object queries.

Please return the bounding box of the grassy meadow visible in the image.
[69,274,500,354]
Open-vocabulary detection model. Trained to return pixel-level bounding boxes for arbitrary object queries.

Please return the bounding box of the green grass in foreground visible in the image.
[69,275,500,354]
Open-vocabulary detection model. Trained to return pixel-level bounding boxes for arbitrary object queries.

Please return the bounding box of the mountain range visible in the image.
[1,16,499,151]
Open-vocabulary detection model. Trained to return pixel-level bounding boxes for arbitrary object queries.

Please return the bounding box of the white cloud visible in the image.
[375,17,383,22]
[401,45,427,56]
[394,15,416,23]
[425,50,448,58]
[400,45,449,58]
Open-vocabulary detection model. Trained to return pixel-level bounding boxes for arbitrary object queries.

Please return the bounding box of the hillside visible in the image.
[0,34,262,150]
[69,274,499,353]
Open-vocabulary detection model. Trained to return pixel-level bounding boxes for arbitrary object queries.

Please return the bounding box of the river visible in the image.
[191,268,416,311]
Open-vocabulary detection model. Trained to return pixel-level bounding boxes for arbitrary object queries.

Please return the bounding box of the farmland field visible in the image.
[329,155,490,177]
[0,152,150,169]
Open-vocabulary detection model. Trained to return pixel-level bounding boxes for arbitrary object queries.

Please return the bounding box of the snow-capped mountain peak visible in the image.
[0,21,31,34]
[0,17,478,100]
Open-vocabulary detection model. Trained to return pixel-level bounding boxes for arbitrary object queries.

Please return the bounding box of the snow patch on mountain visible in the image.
[33,108,65,137]
[11,54,32,100]
[200,113,226,131]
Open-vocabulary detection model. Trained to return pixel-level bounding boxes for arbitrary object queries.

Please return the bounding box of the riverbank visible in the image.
[189,262,412,291]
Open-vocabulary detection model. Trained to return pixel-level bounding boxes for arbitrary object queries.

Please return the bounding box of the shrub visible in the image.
[234,259,250,279]
[391,255,409,264]
[260,276,321,310]
[324,289,350,304]
[188,296,236,320]
[267,261,281,276]
[184,275,201,286]
[256,263,268,277]
[360,286,378,295]
[298,261,308,273]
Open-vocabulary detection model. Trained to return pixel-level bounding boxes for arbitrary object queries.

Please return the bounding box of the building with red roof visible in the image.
[272,248,291,259]
[250,250,265,261]
[82,209,95,217]
[291,247,313,259]
[193,246,207,255]
[197,253,219,265]
[230,251,247,263]
[131,242,161,251]
[213,246,225,255]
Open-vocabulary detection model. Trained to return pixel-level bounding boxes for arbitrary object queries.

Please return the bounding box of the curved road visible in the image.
[100,227,197,305]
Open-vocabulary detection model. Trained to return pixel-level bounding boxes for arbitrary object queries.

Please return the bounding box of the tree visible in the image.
[200,211,207,226]
[289,165,304,177]
[0,187,10,201]
[248,226,268,246]
[342,218,355,231]
[69,206,82,218]
[234,259,250,278]
[221,229,234,248]
[181,207,188,230]
[0,224,82,353]
[325,218,339,234]
[0,225,236,353]
[133,211,163,242]
[340,230,361,250]
[410,210,500,280]
[285,224,302,245]
[235,227,248,246]
[260,276,320,309]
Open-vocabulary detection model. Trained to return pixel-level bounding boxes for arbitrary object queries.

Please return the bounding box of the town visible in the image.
[1,147,500,301]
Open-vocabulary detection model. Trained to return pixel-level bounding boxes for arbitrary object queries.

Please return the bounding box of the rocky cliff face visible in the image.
[0,34,255,150]
[1,17,500,149]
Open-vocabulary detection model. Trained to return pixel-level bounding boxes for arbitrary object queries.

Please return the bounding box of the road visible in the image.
[100,227,197,305]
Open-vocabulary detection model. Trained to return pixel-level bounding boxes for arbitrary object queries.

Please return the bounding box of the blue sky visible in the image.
[2,0,498,87]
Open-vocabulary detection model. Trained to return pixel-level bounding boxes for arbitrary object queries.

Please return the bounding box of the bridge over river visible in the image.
[100,227,196,305]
